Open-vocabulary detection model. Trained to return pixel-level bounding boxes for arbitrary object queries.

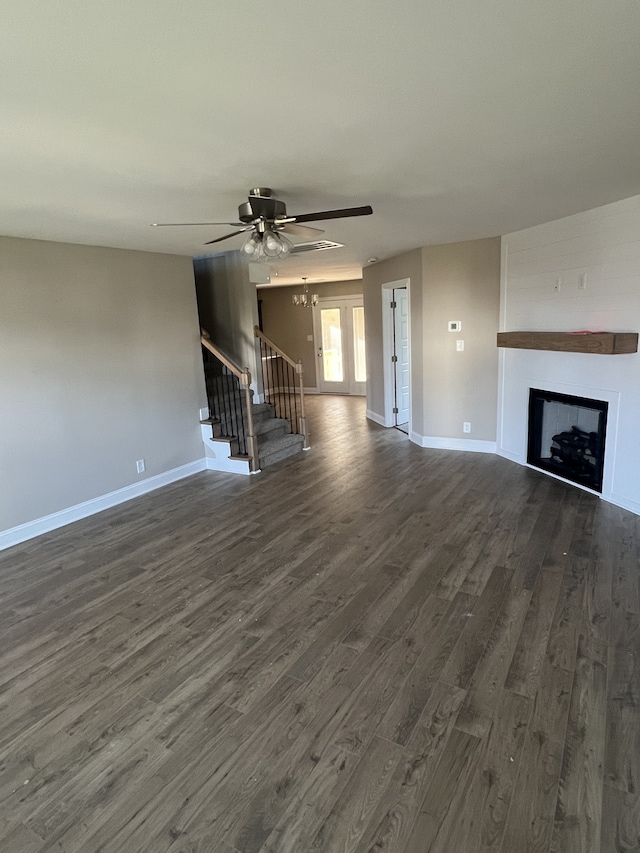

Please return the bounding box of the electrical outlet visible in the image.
[456,340,464,352]
[307,334,313,342]
[554,277,562,292]
[136,459,145,474]
[463,422,471,433]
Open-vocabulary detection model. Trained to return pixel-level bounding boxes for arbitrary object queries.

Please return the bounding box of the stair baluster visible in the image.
[200,331,259,472]
[254,326,309,450]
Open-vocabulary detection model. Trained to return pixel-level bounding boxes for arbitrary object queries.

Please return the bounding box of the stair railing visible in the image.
[254,326,309,449]
[200,330,259,472]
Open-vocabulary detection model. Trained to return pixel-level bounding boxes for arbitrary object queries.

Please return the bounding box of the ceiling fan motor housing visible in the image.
[238,194,286,223]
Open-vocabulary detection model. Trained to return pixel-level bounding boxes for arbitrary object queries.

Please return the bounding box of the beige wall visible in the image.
[363,239,500,442]
[259,280,364,388]
[0,236,206,532]
[193,252,261,382]
[421,238,501,441]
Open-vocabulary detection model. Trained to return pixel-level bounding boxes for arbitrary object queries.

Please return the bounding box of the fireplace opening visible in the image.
[527,388,608,493]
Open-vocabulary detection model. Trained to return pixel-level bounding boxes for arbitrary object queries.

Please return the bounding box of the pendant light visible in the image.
[292,277,319,307]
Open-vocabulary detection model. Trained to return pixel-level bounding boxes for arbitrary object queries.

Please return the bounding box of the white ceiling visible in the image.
[3,1,640,284]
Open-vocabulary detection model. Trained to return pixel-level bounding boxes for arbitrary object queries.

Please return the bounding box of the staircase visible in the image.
[252,402,305,468]
[200,333,307,474]
[203,398,304,471]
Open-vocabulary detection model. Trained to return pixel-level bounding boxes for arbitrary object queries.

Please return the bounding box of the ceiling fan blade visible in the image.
[151,221,243,227]
[291,205,373,224]
[204,228,251,245]
[277,223,325,239]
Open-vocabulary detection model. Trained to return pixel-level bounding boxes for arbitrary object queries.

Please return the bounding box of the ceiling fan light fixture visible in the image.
[241,232,263,258]
[256,228,293,259]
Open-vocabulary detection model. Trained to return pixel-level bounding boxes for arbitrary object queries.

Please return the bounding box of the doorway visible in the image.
[382,279,411,433]
[312,296,366,395]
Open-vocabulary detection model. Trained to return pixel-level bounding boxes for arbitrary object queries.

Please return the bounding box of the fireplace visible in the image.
[527,388,608,493]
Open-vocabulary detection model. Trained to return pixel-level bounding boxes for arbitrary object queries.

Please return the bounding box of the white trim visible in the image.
[496,448,521,464]
[0,459,207,552]
[204,455,256,475]
[412,434,498,454]
[366,409,387,427]
[303,386,320,395]
[608,493,640,516]
[312,295,365,396]
[201,425,252,475]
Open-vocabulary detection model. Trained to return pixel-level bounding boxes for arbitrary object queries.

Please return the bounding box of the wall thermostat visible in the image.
[448,321,461,332]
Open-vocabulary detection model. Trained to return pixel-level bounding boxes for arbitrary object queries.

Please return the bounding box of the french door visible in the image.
[312,297,366,395]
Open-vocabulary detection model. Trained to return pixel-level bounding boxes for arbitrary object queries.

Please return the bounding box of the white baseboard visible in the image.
[366,409,390,428]
[201,425,252,475]
[0,459,207,552]
[204,455,255,474]
[496,447,523,464]
[303,387,320,395]
[608,493,640,516]
[413,434,497,454]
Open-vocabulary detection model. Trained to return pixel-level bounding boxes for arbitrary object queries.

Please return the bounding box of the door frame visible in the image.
[312,295,366,395]
[382,278,411,430]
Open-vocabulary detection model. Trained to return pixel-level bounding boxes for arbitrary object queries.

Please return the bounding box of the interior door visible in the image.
[394,288,410,426]
[313,297,366,395]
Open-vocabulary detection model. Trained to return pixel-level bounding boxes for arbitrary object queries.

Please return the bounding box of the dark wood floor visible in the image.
[1,396,638,853]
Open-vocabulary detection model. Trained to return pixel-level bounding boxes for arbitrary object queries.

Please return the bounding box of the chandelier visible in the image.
[292,277,318,307]
[241,222,293,260]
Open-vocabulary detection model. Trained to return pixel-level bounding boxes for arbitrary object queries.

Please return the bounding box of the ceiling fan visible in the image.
[151,187,373,259]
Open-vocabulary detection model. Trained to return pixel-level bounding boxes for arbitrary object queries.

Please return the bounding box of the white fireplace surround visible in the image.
[497,194,640,516]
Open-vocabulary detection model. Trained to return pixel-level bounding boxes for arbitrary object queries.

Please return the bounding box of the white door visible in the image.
[313,297,366,395]
[394,288,410,426]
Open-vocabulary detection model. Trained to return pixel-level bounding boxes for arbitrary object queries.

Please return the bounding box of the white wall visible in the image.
[0,237,207,545]
[498,194,640,514]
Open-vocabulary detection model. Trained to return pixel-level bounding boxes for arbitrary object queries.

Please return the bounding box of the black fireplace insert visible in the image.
[527,388,608,492]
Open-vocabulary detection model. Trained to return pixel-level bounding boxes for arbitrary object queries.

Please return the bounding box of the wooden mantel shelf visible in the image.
[497,331,638,355]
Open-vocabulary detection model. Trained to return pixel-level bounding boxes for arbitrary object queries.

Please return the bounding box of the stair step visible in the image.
[251,403,276,423]
[258,433,305,468]
[255,416,291,439]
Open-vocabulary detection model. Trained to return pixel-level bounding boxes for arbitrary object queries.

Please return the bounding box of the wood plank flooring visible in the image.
[1,395,638,852]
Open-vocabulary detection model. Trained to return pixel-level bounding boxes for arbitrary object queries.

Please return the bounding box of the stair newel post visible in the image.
[242,368,260,472]
[296,360,309,449]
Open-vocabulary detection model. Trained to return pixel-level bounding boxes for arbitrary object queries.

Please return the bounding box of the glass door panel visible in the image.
[352,306,366,383]
[313,297,366,395]
[320,308,344,382]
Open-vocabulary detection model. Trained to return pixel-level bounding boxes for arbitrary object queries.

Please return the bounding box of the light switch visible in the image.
[456,340,464,352]
[307,334,313,342]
